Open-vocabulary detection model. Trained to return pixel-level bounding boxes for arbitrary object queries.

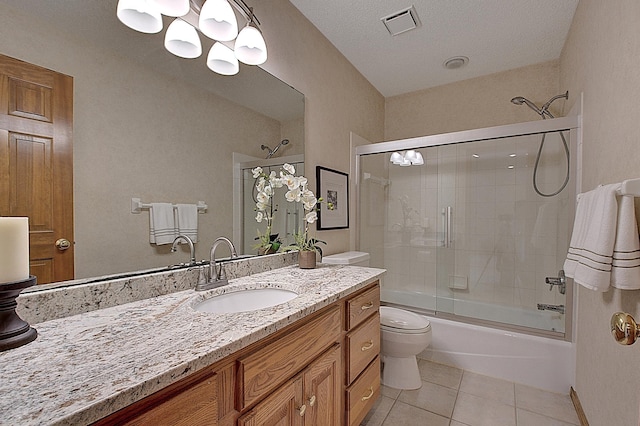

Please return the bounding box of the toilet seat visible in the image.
[380,306,431,334]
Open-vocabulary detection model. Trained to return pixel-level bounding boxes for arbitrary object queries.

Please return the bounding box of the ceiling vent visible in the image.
[381,5,422,36]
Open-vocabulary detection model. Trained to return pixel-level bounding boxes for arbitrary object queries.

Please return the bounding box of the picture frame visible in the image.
[316,166,349,230]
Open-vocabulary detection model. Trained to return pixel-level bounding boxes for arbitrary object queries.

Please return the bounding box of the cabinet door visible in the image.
[238,376,304,426]
[124,372,218,426]
[303,344,342,426]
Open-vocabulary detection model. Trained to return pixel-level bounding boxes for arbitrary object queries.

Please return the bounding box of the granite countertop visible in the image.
[0,264,384,426]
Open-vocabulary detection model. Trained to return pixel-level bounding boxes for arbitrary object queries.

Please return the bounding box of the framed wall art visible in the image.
[316,166,349,230]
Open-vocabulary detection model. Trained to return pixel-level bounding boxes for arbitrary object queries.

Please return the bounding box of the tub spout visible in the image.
[537,303,565,314]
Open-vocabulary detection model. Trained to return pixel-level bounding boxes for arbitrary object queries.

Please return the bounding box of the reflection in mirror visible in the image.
[0,1,304,285]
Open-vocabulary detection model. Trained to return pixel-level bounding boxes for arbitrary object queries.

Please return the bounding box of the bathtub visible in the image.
[418,315,575,394]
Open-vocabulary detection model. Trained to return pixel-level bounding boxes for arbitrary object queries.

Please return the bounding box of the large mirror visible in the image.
[1,1,304,282]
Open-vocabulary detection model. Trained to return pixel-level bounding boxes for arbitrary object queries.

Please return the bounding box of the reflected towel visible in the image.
[176,204,198,243]
[611,195,640,289]
[149,203,176,245]
[564,184,619,291]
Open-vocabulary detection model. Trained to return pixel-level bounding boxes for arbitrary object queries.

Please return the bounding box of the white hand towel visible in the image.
[611,195,640,289]
[176,204,198,243]
[149,203,176,245]
[563,184,619,291]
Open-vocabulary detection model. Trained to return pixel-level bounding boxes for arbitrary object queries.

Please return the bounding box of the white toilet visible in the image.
[322,251,432,390]
[379,306,431,390]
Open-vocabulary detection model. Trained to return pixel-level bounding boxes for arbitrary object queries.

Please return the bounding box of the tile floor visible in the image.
[362,359,581,426]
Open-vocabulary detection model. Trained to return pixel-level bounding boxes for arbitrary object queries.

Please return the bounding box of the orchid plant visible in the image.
[253,163,329,255]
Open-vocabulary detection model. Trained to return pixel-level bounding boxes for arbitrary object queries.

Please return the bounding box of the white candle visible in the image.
[0,217,30,283]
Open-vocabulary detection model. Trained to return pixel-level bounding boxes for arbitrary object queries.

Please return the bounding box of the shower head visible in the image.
[261,139,291,158]
[511,92,569,119]
[540,91,569,117]
[510,96,544,116]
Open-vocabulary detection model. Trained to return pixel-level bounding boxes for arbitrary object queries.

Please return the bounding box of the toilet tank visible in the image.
[322,251,370,267]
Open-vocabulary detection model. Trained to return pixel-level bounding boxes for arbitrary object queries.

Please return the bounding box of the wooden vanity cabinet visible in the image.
[344,285,381,426]
[94,281,380,426]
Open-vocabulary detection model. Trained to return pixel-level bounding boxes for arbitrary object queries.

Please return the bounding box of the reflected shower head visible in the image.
[261,139,291,158]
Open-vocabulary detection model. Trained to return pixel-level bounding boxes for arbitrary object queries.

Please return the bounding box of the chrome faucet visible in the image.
[196,237,238,291]
[170,235,196,265]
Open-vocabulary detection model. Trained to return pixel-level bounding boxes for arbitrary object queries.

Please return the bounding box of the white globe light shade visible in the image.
[151,0,190,17]
[199,0,238,41]
[390,152,403,164]
[234,25,267,65]
[412,152,424,165]
[207,42,240,75]
[117,0,163,34]
[165,19,202,58]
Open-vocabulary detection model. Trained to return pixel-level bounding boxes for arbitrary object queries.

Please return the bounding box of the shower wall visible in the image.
[360,128,575,333]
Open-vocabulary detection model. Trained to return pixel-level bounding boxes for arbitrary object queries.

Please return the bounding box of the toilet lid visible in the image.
[380,306,431,333]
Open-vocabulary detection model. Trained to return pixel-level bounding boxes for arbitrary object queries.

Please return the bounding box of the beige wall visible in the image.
[255,0,386,254]
[385,60,561,141]
[560,1,640,425]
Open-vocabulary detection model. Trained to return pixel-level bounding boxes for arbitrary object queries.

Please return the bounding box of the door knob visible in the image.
[55,238,72,251]
[611,312,640,345]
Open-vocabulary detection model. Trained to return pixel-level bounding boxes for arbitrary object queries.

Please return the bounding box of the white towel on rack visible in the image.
[149,203,176,245]
[176,204,198,243]
[611,195,640,289]
[564,184,619,291]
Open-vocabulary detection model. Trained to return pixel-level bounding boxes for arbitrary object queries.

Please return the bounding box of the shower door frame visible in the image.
[355,115,581,340]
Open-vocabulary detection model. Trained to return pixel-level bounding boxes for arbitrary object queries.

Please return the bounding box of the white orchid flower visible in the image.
[255,211,264,222]
[283,163,295,174]
[256,201,268,211]
[256,191,270,205]
[305,211,317,223]
[297,176,308,188]
[284,174,297,190]
[252,167,262,178]
[285,187,302,202]
[271,177,284,188]
[302,198,317,211]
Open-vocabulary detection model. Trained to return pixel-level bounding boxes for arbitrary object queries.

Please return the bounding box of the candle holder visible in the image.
[0,276,37,351]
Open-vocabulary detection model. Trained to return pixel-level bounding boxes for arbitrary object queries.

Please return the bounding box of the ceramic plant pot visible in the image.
[298,250,317,269]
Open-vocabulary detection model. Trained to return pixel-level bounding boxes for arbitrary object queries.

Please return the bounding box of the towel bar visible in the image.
[577,178,640,201]
[130,198,207,214]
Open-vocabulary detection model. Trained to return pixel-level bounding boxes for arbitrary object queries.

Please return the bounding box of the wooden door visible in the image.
[303,344,342,426]
[237,375,304,426]
[0,54,74,284]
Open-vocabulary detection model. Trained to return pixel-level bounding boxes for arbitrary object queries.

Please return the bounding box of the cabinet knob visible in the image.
[308,395,316,407]
[361,340,374,351]
[298,404,306,416]
[361,302,374,310]
[361,387,374,401]
[611,312,640,345]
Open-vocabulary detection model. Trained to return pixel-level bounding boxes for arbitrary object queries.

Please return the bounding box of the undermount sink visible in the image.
[193,288,298,314]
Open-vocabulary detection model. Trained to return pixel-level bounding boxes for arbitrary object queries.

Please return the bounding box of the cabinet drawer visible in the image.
[346,312,380,384]
[238,306,342,410]
[346,284,380,330]
[346,356,380,426]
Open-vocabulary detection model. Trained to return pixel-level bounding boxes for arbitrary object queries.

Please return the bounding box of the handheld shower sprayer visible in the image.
[510,91,570,197]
